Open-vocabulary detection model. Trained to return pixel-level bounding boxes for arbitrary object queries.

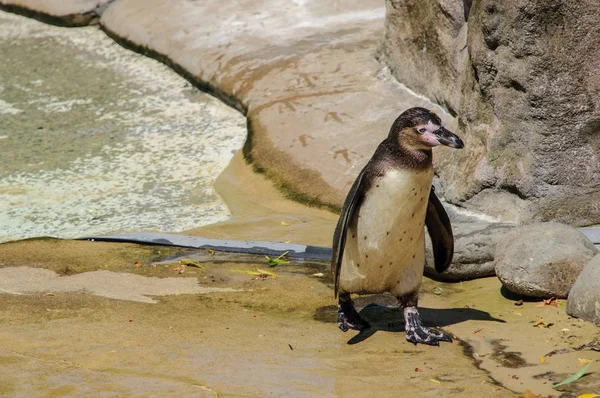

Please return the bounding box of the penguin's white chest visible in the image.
[340,167,434,296]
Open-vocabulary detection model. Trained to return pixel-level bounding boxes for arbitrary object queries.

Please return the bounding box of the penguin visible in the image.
[331,107,464,346]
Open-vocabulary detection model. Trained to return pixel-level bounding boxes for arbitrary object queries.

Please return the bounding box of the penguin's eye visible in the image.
[417,128,427,134]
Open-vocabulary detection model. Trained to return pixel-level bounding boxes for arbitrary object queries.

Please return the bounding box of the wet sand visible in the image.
[186,151,338,248]
[0,242,503,397]
[1,239,599,396]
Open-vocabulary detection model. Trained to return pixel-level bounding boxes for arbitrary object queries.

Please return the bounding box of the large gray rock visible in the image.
[378,0,468,115]
[382,0,600,226]
[567,255,600,323]
[426,221,515,281]
[439,0,600,226]
[495,222,598,298]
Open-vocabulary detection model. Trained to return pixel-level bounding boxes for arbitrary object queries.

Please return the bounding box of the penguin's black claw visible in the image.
[404,306,452,346]
[423,327,453,343]
[405,326,452,345]
[337,310,370,332]
[405,327,439,346]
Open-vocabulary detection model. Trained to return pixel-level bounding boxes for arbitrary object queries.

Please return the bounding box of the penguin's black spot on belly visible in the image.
[352,234,355,238]
[364,236,367,240]
[376,184,380,187]
[357,263,360,267]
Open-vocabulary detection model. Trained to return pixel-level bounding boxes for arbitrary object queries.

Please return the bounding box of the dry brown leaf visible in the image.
[533,319,545,327]
[173,265,186,274]
[544,297,557,307]
[537,298,558,308]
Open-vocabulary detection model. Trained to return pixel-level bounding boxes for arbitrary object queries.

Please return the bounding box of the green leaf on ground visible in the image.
[552,361,593,389]
[180,259,205,270]
[265,251,290,267]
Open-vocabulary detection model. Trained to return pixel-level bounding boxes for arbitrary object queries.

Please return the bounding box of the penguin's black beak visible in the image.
[434,126,464,149]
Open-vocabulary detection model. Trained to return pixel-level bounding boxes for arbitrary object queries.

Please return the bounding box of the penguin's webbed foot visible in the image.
[337,293,370,332]
[404,307,452,346]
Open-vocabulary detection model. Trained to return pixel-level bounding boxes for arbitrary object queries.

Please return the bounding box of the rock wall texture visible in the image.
[381,0,600,226]
[378,0,469,115]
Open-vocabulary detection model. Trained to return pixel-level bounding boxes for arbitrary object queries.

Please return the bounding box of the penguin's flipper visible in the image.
[425,187,454,273]
[332,169,368,297]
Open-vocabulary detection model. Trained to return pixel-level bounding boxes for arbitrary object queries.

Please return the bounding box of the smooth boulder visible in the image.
[425,221,515,281]
[567,255,600,323]
[494,222,598,298]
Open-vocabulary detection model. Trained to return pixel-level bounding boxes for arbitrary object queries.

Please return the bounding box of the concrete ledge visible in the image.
[0,0,112,26]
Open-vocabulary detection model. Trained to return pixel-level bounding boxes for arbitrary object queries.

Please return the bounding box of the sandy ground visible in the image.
[0,241,505,397]
[1,239,599,397]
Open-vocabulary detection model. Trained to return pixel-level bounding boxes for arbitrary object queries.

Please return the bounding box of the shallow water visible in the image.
[0,11,246,242]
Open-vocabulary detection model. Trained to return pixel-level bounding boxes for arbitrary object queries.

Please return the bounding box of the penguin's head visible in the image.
[389,107,464,150]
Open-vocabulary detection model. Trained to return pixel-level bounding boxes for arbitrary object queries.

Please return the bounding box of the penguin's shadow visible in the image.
[349,304,505,345]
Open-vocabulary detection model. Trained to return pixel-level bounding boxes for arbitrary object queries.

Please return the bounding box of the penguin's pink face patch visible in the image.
[414,121,442,147]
